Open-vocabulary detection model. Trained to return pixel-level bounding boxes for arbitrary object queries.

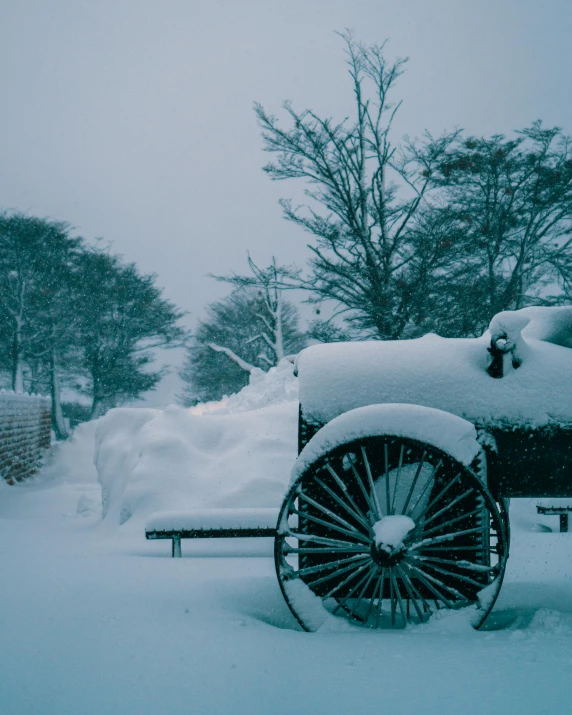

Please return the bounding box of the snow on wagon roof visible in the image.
[297,333,572,429]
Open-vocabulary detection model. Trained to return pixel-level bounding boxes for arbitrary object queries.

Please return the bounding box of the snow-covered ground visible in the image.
[2,359,572,714]
[2,465,572,715]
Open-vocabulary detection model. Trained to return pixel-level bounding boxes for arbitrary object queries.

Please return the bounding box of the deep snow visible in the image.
[2,355,572,714]
[2,462,572,715]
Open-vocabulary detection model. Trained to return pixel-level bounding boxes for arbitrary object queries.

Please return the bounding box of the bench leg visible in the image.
[172,537,182,558]
[560,514,568,533]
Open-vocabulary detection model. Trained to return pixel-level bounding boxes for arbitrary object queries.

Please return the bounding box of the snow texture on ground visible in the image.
[2,348,572,714]
[1,461,572,715]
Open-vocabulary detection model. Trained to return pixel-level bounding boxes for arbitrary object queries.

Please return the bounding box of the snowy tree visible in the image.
[212,256,304,364]
[306,317,352,343]
[177,288,304,405]
[255,33,458,339]
[427,123,572,335]
[72,249,186,418]
[0,213,81,433]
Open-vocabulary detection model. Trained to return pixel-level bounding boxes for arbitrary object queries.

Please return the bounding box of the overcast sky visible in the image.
[1,0,571,403]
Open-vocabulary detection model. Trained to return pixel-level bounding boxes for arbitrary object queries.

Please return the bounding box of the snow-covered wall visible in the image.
[0,392,51,484]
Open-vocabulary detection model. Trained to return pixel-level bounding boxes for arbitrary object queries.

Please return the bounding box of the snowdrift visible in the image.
[95,360,298,527]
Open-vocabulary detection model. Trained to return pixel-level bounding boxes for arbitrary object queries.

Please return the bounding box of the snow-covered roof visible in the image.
[297,332,572,429]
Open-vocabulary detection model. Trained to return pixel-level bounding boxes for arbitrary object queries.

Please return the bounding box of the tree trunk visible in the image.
[50,343,69,440]
[273,292,285,361]
[207,343,258,373]
[11,319,24,393]
[89,397,106,420]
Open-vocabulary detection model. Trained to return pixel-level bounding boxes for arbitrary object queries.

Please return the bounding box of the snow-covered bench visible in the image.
[145,508,279,557]
[537,500,572,533]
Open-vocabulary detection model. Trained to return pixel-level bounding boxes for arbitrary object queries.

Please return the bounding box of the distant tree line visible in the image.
[0,212,185,438]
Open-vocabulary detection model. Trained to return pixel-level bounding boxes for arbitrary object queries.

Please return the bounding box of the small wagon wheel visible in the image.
[275,434,508,631]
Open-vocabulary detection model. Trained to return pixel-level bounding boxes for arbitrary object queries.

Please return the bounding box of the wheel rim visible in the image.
[275,436,508,631]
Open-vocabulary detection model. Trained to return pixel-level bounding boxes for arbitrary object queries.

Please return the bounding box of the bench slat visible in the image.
[146,526,276,539]
[145,507,279,533]
[145,508,280,557]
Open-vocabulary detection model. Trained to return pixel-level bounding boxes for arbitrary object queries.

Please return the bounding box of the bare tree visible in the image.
[255,32,458,338]
[178,287,304,405]
[212,256,304,363]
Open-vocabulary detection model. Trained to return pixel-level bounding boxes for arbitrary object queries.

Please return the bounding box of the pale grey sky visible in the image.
[1,0,570,403]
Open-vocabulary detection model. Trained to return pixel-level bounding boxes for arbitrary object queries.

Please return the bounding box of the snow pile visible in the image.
[95,361,298,528]
[373,515,416,550]
[521,305,572,348]
[298,331,572,429]
[192,359,298,415]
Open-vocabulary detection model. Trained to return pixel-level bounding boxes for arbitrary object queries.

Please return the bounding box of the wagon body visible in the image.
[277,309,572,631]
[296,333,572,498]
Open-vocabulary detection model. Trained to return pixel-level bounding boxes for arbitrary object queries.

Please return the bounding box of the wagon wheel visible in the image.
[275,435,508,631]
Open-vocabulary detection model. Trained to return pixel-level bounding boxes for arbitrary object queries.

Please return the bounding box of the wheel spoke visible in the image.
[292,508,371,544]
[298,490,370,538]
[404,559,468,603]
[324,462,371,529]
[346,567,379,621]
[390,569,407,626]
[401,449,427,515]
[315,476,371,533]
[410,558,488,590]
[361,446,382,519]
[395,564,426,621]
[374,569,387,628]
[408,526,484,550]
[413,473,461,521]
[287,531,370,551]
[283,545,368,555]
[307,556,371,588]
[420,507,484,538]
[419,488,475,529]
[332,565,376,616]
[413,555,496,573]
[407,459,443,517]
[391,444,405,516]
[297,553,372,578]
[364,570,382,625]
[346,460,378,524]
[323,561,372,599]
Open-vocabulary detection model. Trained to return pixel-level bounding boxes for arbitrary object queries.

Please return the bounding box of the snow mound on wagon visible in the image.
[297,331,572,429]
[95,360,299,528]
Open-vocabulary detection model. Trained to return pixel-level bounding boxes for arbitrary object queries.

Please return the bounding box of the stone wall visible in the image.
[0,392,51,484]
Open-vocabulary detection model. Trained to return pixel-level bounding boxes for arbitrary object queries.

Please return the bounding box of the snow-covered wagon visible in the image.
[275,307,572,631]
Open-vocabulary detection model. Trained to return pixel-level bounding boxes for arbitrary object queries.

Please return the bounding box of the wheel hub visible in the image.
[370,541,406,567]
[370,515,416,568]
